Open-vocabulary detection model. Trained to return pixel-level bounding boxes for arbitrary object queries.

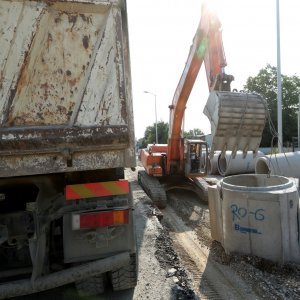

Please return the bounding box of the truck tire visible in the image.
[75,273,106,297]
[109,253,137,291]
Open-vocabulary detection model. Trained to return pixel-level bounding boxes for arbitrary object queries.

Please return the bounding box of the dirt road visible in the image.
[12,167,300,299]
[130,166,300,299]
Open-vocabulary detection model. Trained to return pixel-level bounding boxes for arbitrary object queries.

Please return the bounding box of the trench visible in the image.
[162,204,258,300]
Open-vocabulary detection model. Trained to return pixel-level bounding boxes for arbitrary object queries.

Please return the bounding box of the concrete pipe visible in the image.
[213,174,300,264]
[255,151,300,178]
[217,151,263,177]
[208,151,221,175]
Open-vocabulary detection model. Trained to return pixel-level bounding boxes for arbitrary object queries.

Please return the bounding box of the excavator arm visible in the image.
[166,3,266,175]
[167,3,230,174]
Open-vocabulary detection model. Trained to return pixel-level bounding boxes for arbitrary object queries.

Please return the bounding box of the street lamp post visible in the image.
[144,91,158,144]
[298,95,300,149]
[276,0,283,153]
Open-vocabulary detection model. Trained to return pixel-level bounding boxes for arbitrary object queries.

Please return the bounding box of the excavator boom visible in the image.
[167,3,266,173]
[167,3,228,174]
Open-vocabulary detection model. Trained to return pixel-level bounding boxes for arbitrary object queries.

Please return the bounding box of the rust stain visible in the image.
[46,32,53,50]
[80,14,87,22]
[68,78,77,88]
[36,112,44,121]
[120,99,127,122]
[0,126,129,154]
[6,115,15,127]
[55,16,61,23]
[0,71,3,89]
[57,105,67,115]
[17,68,28,96]
[80,14,93,24]
[101,99,109,116]
[6,88,17,126]
[56,31,62,41]
[82,35,89,49]
[115,16,127,120]
[114,14,126,121]
[68,14,77,30]
[40,82,49,100]
[12,113,33,126]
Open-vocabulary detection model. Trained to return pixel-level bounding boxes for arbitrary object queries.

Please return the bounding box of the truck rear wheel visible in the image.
[75,273,106,297]
[109,253,137,291]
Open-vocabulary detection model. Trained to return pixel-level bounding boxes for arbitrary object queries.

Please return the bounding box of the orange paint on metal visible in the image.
[113,210,125,225]
[65,180,129,200]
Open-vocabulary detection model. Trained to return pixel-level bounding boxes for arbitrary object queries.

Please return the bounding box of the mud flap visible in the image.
[204,91,267,158]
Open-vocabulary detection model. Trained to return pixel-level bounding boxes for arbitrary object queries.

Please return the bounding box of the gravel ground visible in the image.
[129,168,197,300]
[165,184,300,300]
[9,167,300,299]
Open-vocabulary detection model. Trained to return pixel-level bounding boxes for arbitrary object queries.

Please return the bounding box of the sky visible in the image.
[127,0,300,140]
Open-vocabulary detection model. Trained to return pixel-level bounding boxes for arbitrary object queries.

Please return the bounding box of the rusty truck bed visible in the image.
[0,0,135,177]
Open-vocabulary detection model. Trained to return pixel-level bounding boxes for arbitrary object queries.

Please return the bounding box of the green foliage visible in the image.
[138,124,205,149]
[244,64,300,147]
[183,128,204,139]
[141,121,169,147]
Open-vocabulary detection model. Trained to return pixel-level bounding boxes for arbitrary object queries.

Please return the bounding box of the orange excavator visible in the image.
[138,3,267,208]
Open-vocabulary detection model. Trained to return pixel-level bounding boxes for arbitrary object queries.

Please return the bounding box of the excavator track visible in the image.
[137,170,167,209]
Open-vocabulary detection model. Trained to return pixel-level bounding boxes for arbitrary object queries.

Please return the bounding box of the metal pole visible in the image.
[144,91,158,144]
[154,93,158,144]
[276,0,283,153]
[298,95,300,149]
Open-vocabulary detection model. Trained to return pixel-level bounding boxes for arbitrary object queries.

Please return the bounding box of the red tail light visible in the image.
[72,209,129,230]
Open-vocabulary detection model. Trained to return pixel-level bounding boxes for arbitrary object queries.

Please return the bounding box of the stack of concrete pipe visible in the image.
[213,151,264,176]
[255,151,300,178]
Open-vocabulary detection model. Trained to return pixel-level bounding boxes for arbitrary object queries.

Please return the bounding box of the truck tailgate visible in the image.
[0,0,135,176]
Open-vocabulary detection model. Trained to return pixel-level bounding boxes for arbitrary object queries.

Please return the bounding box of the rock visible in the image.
[173,276,179,283]
[167,267,177,277]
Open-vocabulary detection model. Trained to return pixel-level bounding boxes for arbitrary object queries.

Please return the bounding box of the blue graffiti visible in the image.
[248,208,265,221]
[231,204,265,222]
[234,224,261,234]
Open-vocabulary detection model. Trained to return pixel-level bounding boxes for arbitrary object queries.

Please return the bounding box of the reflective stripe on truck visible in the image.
[65,180,129,200]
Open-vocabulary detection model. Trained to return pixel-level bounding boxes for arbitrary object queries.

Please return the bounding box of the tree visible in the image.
[142,121,169,147]
[244,64,300,147]
[139,123,205,148]
[183,128,204,139]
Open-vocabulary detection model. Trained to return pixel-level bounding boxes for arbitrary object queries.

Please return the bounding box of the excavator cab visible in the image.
[184,139,208,177]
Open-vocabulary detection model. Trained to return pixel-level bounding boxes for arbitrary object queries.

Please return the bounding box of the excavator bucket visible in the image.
[203,91,267,158]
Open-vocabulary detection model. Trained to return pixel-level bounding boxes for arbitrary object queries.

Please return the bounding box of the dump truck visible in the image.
[0,0,137,297]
